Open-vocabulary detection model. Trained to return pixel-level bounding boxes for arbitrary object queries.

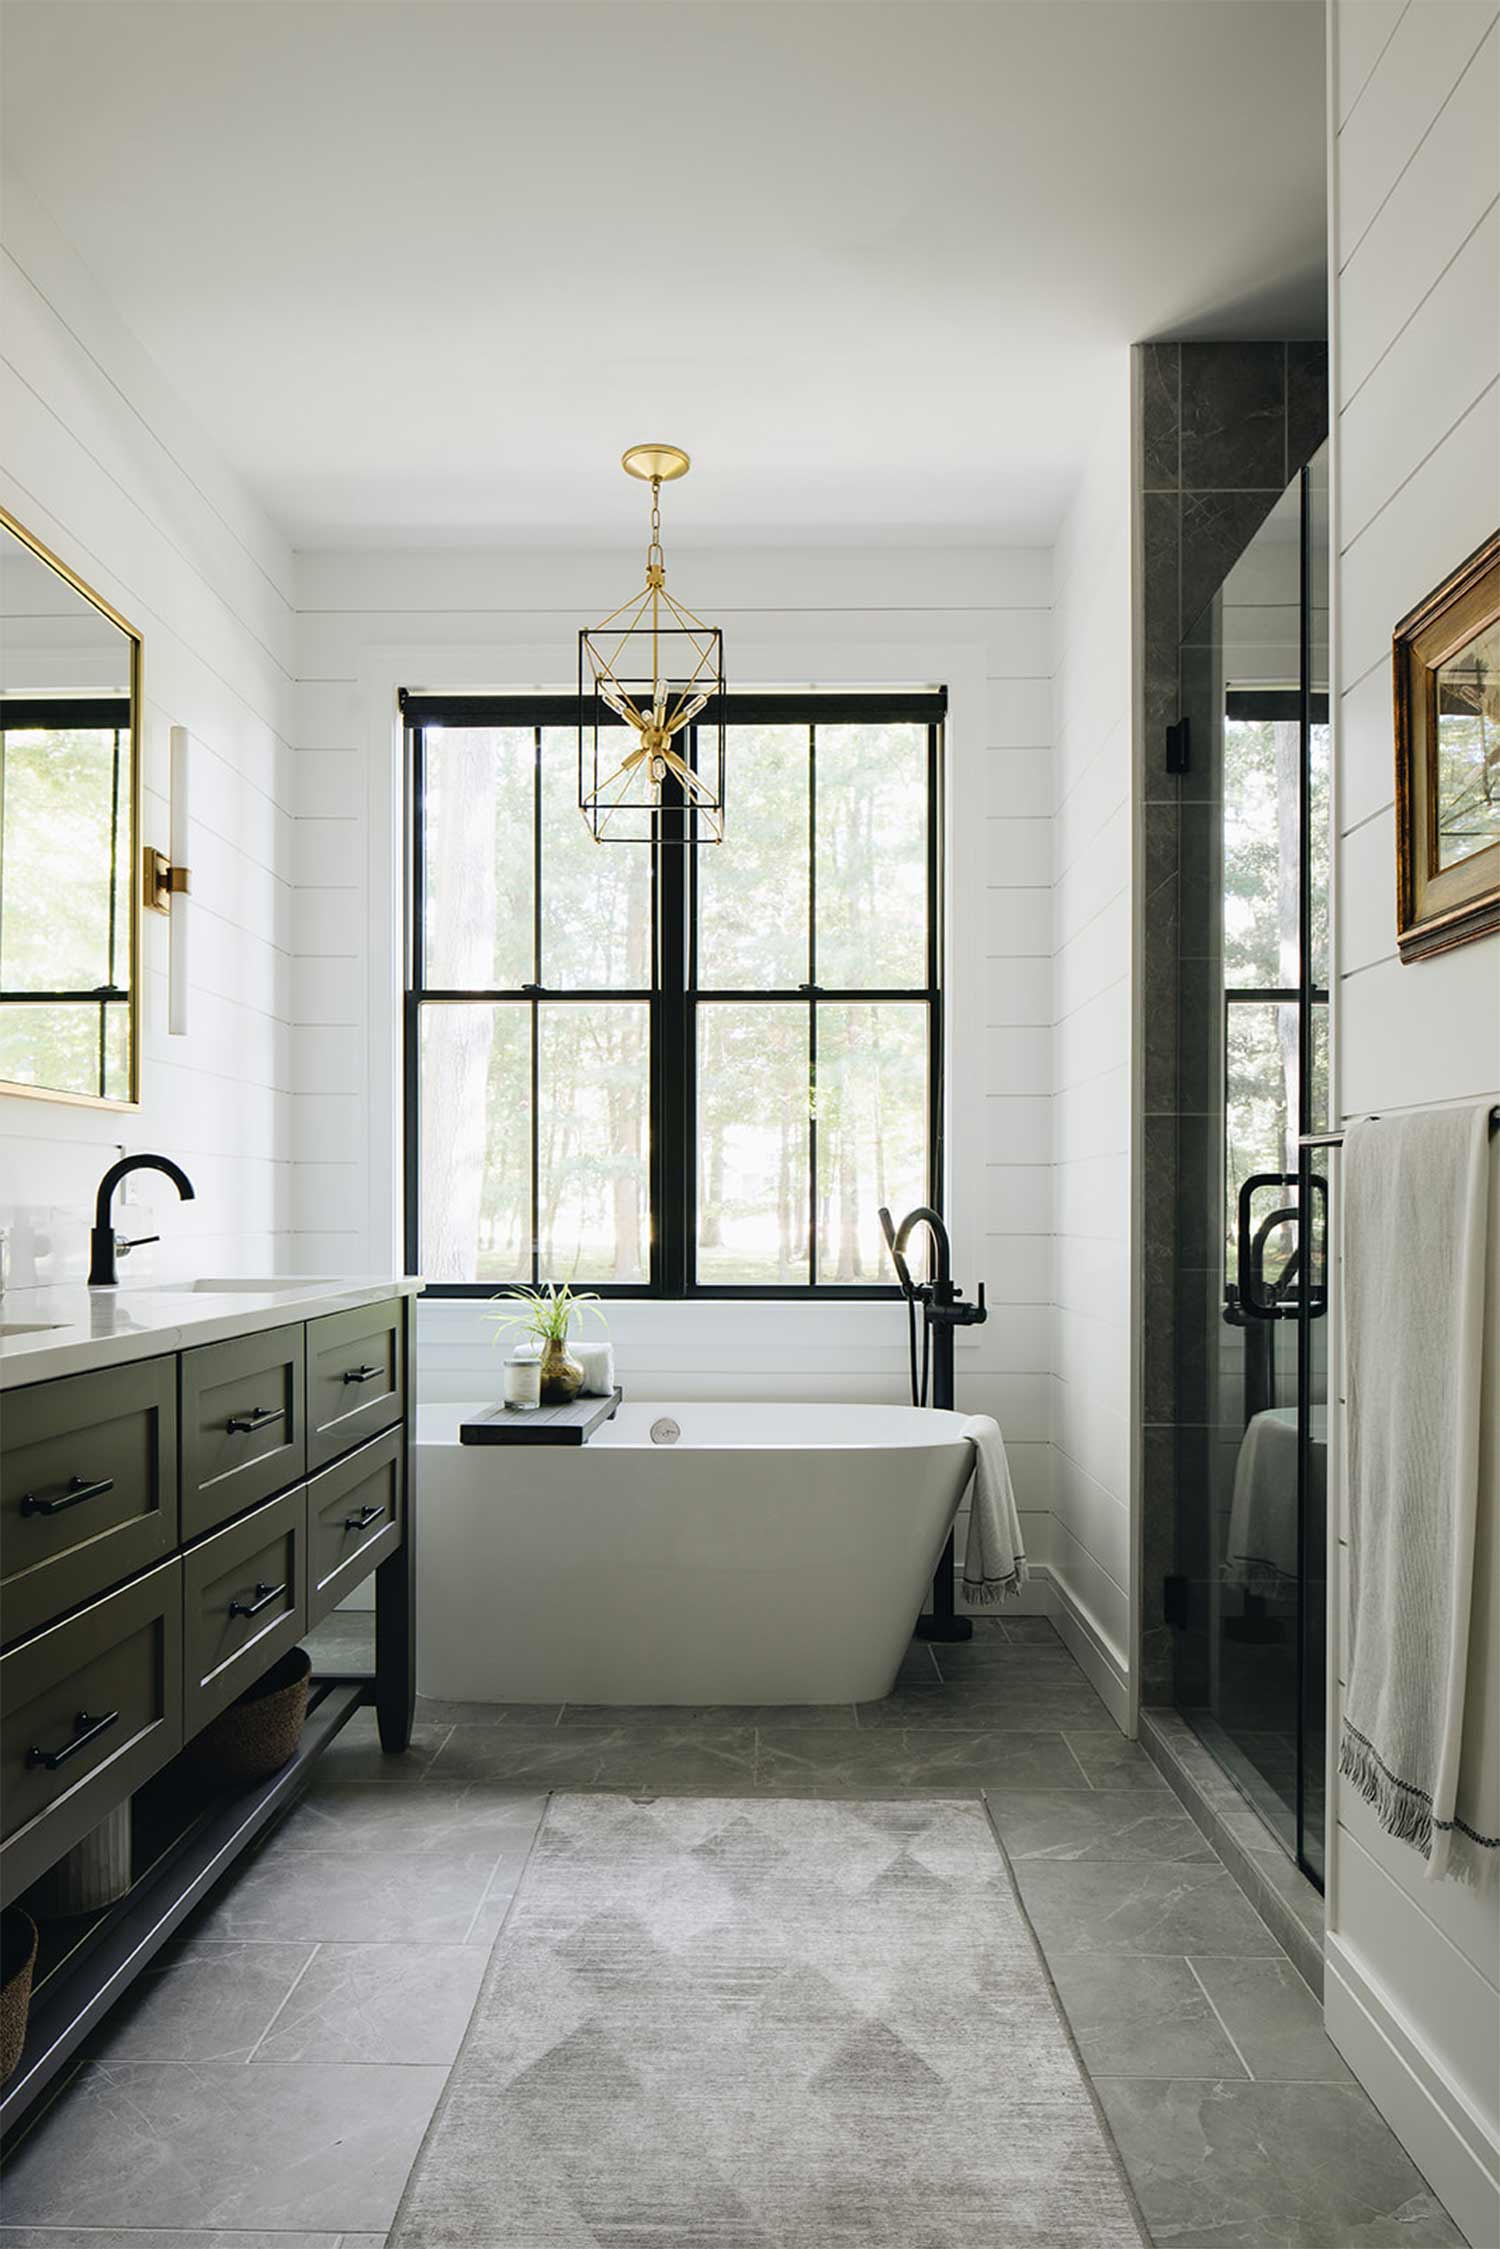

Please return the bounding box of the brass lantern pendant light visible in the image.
[579,444,725,844]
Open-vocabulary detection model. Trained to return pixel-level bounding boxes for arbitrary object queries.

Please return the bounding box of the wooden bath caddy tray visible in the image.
[459,1387,623,1447]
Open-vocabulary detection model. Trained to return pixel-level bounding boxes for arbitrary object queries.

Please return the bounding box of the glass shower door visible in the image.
[1174,445,1330,1886]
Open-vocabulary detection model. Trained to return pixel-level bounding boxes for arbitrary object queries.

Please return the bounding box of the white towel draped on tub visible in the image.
[959,1416,1028,1603]
[1341,1104,1500,1883]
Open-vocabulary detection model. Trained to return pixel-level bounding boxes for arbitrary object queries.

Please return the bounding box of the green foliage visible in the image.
[484,1281,608,1349]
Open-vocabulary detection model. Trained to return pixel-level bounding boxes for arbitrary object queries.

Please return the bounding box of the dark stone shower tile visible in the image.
[1141,800,1178,897]
[1181,489,1285,628]
[1142,495,1181,643]
[1139,341,1180,489]
[1180,341,1285,490]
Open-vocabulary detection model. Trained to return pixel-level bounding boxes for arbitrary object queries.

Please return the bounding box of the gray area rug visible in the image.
[389,1794,1147,2247]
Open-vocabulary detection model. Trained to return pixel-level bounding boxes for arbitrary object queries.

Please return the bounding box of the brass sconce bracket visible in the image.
[143,846,190,915]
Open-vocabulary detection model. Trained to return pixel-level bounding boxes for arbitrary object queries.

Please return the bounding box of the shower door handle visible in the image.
[1236,1174,1299,1320]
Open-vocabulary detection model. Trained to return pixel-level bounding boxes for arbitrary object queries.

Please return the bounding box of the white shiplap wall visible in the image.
[1325,8,1500,2244]
[0,176,297,1280]
[291,543,1065,1598]
[1047,384,1136,1723]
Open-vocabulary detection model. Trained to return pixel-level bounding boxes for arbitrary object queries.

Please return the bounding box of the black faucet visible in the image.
[89,1154,196,1286]
[879,1203,988,1642]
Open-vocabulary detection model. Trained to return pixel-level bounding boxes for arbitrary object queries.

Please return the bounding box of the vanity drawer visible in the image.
[306,1300,405,1472]
[2,1360,179,1647]
[180,1323,306,1539]
[182,1484,306,1737]
[1,1558,183,1906]
[307,1427,403,1628]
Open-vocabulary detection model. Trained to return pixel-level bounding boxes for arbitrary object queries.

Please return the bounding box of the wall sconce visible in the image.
[143,724,192,1035]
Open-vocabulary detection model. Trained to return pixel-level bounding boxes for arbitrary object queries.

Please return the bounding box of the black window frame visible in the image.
[403,689,945,1299]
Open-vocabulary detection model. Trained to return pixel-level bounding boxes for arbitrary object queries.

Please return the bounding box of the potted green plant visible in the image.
[487,1282,607,1406]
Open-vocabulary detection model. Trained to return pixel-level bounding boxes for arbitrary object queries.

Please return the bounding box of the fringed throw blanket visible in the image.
[1341,1105,1499,1883]
[959,1415,1028,1602]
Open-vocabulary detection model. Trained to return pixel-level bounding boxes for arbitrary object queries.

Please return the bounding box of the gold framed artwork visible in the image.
[1393,528,1500,963]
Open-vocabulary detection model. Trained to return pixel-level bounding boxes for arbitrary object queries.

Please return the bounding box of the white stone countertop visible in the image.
[0,1277,424,1390]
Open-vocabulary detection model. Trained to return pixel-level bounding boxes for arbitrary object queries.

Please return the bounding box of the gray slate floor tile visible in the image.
[313,1709,452,1781]
[1065,1729,1171,1790]
[985,1788,1217,1863]
[0,2061,446,2233]
[754,1725,1086,1791]
[561,1701,857,1728]
[194,1844,502,1943]
[280,1782,546,1857]
[82,1942,314,2062]
[1049,1953,1247,2080]
[1016,1859,1281,1957]
[1095,2077,1468,2246]
[1000,1617,1063,1645]
[1189,1955,1355,2082]
[855,1681,1109,1729]
[253,1942,487,2064]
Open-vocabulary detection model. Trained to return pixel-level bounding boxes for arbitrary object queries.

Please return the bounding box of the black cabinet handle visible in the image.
[28,1708,121,1771]
[341,1363,383,1385]
[228,1579,287,1619]
[344,1502,384,1532]
[225,1405,284,1435]
[20,1473,116,1519]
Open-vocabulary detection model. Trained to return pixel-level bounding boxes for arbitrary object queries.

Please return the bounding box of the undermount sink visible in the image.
[0,1321,65,1337]
[142,1276,335,1293]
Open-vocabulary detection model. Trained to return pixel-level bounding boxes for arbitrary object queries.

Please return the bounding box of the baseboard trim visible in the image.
[1324,1933,1498,2249]
[1047,1572,1130,1731]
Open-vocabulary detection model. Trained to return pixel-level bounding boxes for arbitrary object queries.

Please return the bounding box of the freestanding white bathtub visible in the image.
[416,1400,974,1705]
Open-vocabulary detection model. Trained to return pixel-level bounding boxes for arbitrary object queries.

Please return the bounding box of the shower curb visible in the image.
[1138,1705,1325,1997]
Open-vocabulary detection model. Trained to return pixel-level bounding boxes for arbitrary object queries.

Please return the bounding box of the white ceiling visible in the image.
[1,0,1328,548]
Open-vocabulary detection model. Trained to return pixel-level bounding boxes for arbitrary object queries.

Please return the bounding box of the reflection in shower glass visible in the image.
[1173,446,1330,1886]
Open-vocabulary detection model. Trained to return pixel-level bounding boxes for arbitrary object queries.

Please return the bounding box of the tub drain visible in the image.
[649,1416,681,1446]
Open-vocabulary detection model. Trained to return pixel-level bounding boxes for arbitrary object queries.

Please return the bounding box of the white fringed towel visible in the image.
[1341,1104,1499,1882]
[959,1415,1028,1603]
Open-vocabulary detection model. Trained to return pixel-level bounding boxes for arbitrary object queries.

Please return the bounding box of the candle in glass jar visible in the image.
[504,1351,541,1410]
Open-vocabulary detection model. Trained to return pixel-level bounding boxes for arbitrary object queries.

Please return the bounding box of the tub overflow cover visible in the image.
[650,1416,681,1446]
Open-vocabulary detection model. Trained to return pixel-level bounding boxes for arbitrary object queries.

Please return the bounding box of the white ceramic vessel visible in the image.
[415,1400,974,1705]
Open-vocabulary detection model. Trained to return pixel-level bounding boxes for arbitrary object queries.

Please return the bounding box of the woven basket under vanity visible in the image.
[1,1908,39,2085]
[188,1645,311,1785]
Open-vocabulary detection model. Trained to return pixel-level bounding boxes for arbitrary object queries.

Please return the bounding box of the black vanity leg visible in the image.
[375,1526,415,1751]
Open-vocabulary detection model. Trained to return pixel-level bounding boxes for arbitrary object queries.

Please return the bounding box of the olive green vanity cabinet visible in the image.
[1,1558,184,1900]
[180,1323,307,1540]
[307,1300,405,1472]
[182,1484,307,1734]
[1,1359,178,1646]
[0,1294,415,1919]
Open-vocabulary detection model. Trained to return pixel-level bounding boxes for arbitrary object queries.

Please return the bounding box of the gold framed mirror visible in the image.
[0,506,142,1107]
[1393,528,1500,963]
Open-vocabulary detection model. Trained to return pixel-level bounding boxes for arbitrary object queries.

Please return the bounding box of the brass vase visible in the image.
[538,1335,584,1405]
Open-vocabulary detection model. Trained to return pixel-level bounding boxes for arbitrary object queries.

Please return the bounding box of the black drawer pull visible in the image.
[28,1708,121,1771]
[228,1580,287,1619]
[19,1473,116,1519]
[344,1502,384,1532]
[342,1363,384,1385]
[225,1404,284,1436]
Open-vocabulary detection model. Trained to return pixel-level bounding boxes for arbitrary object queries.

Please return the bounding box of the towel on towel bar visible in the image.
[959,1416,1028,1603]
[1341,1104,1499,1882]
